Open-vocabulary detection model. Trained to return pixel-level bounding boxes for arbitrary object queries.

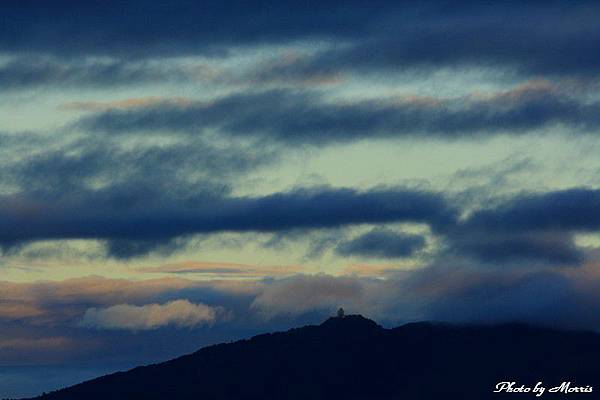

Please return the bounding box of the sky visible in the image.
[3,0,600,397]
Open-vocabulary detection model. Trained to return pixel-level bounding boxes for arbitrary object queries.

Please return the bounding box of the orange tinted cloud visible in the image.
[0,275,258,323]
[81,300,220,331]
[61,96,192,111]
[141,261,303,278]
[0,336,71,351]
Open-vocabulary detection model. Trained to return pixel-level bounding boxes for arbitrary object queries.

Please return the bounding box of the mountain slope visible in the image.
[24,315,600,399]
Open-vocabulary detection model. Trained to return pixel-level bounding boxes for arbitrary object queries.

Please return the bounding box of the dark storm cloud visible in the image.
[2,1,599,79]
[289,6,600,79]
[0,128,279,259]
[78,85,600,144]
[336,228,426,259]
[0,186,456,253]
[0,0,380,57]
[443,188,600,267]
[463,188,600,234]
[447,233,584,267]
[4,130,599,265]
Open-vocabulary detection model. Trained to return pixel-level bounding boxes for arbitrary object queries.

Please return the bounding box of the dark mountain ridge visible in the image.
[19,315,600,399]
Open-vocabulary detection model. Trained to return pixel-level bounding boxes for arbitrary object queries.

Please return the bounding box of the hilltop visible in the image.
[22,315,600,399]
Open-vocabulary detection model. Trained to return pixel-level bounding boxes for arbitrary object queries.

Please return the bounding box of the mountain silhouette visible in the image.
[20,315,600,399]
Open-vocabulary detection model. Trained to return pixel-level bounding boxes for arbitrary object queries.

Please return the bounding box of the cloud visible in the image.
[0,336,78,367]
[1,1,599,81]
[463,188,600,234]
[0,129,278,259]
[0,336,71,351]
[0,1,389,57]
[0,57,193,89]
[432,187,600,267]
[251,274,364,317]
[292,12,600,79]
[61,97,193,111]
[447,233,584,267]
[250,265,600,331]
[336,228,426,259]
[5,264,600,369]
[5,170,600,265]
[0,301,44,319]
[0,275,260,329]
[142,261,303,277]
[260,4,600,80]
[5,269,600,331]
[0,186,455,255]
[5,149,600,265]
[104,238,184,260]
[77,84,600,145]
[0,276,200,324]
[80,300,220,330]
[2,136,273,194]
[0,275,253,366]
